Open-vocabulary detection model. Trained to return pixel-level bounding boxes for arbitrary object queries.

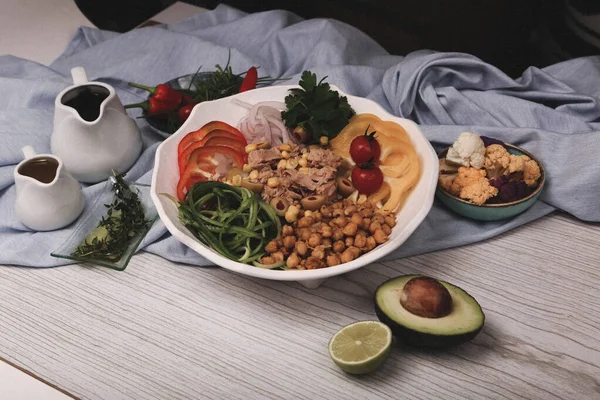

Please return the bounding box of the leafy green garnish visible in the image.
[177,182,281,264]
[281,70,355,144]
[72,173,151,261]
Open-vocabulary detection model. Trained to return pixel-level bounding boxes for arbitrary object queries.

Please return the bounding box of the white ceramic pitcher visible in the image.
[51,67,142,183]
[14,146,84,231]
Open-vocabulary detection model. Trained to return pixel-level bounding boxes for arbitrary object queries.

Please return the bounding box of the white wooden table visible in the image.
[1,2,599,399]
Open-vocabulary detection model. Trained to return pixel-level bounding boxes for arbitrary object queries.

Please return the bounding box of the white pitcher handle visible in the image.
[21,146,37,160]
[71,67,88,85]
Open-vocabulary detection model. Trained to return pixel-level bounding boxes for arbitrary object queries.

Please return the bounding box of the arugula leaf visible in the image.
[281,71,355,144]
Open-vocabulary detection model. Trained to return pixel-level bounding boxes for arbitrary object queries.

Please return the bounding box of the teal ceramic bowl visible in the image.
[436,144,545,221]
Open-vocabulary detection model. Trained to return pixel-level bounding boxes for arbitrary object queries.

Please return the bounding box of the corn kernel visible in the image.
[242,164,252,173]
[281,150,290,159]
[267,177,280,188]
[256,141,271,149]
[279,143,292,152]
[298,158,308,168]
[319,136,329,146]
[245,143,257,153]
[232,175,242,186]
[277,159,287,169]
[298,167,310,175]
[249,170,259,180]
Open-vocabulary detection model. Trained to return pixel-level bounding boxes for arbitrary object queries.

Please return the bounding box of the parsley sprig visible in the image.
[281,71,355,144]
[72,173,150,261]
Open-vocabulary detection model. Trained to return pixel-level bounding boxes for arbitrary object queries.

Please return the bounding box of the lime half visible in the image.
[328,321,393,374]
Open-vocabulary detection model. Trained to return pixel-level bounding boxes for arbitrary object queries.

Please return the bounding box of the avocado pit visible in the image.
[399,276,453,318]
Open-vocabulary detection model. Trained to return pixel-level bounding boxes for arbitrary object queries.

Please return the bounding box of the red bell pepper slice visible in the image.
[178,121,245,156]
[177,146,246,201]
[178,132,247,172]
[239,66,258,93]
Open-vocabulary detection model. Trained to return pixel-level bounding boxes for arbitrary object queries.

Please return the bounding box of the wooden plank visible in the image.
[0,212,598,399]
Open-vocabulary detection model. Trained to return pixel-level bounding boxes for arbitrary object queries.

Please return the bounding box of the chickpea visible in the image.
[326,254,341,267]
[328,220,337,229]
[295,241,308,256]
[312,246,326,259]
[369,221,382,234]
[360,218,371,231]
[332,229,344,241]
[319,224,333,238]
[332,202,343,209]
[305,256,323,270]
[272,251,285,262]
[340,249,354,263]
[333,240,345,254]
[343,199,354,207]
[265,240,278,253]
[354,234,367,249]
[282,225,294,236]
[297,216,315,228]
[300,229,312,241]
[344,205,358,216]
[267,177,280,188]
[345,237,354,247]
[285,205,300,223]
[333,216,348,227]
[372,214,386,224]
[373,229,388,244]
[385,216,396,228]
[286,253,300,269]
[357,194,368,205]
[261,256,275,264]
[382,224,392,236]
[303,210,313,218]
[358,229,369,237]
[308,233,322,248]
[283,235,296,249]
[363,201,375,209]
[350,213,362,226]
[276,237,284,247]
[313,211,323,222]
[332,209,344,217]
[342,222,358,236]
[322,238,332,248]
[365,236,377,251]
[348,246,361,259]
[320,206,333,218]
[360,208,374,218]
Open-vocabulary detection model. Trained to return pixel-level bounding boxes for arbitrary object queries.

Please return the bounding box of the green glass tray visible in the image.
[51,178,157,271]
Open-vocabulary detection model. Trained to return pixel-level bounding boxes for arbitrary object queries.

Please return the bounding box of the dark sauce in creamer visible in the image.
[18,157,59,184]
[61,84,110,122]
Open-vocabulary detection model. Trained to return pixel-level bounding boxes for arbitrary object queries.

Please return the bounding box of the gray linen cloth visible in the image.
[0,5,598,267]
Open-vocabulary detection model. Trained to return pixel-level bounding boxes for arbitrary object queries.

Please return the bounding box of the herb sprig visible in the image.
[72,173,151,261]
[281,70,355,144]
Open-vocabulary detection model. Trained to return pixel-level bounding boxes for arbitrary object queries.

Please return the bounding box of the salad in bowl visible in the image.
[151,71,438,287]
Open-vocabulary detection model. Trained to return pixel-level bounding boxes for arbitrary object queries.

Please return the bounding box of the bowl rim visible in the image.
[437,143,546,208]
[150,84,439,281]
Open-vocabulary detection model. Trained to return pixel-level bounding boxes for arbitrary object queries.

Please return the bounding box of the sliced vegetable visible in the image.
[177,182,281,264]
[178,133,246,172]
[177,146,246,201]
[178,121,244,155]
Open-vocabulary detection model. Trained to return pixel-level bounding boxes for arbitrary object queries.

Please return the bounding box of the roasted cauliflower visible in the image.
[483,144,510,179]
[450,167,498,205]
[508,154,541,187]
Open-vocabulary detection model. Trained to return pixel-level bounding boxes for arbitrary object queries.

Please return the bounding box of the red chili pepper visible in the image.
[128,82,185,105]
[124,97,175,119]
[239,66,258,93]
[178,103,197,123]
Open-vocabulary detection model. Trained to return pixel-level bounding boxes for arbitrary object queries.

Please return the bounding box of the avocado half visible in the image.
[374,275,485,348]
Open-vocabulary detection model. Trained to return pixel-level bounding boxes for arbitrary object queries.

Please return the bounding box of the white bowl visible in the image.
[150,85,439,288]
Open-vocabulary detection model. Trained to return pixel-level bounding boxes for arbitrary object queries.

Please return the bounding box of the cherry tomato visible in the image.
[351,163,384,195]
[349,125,381,165]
